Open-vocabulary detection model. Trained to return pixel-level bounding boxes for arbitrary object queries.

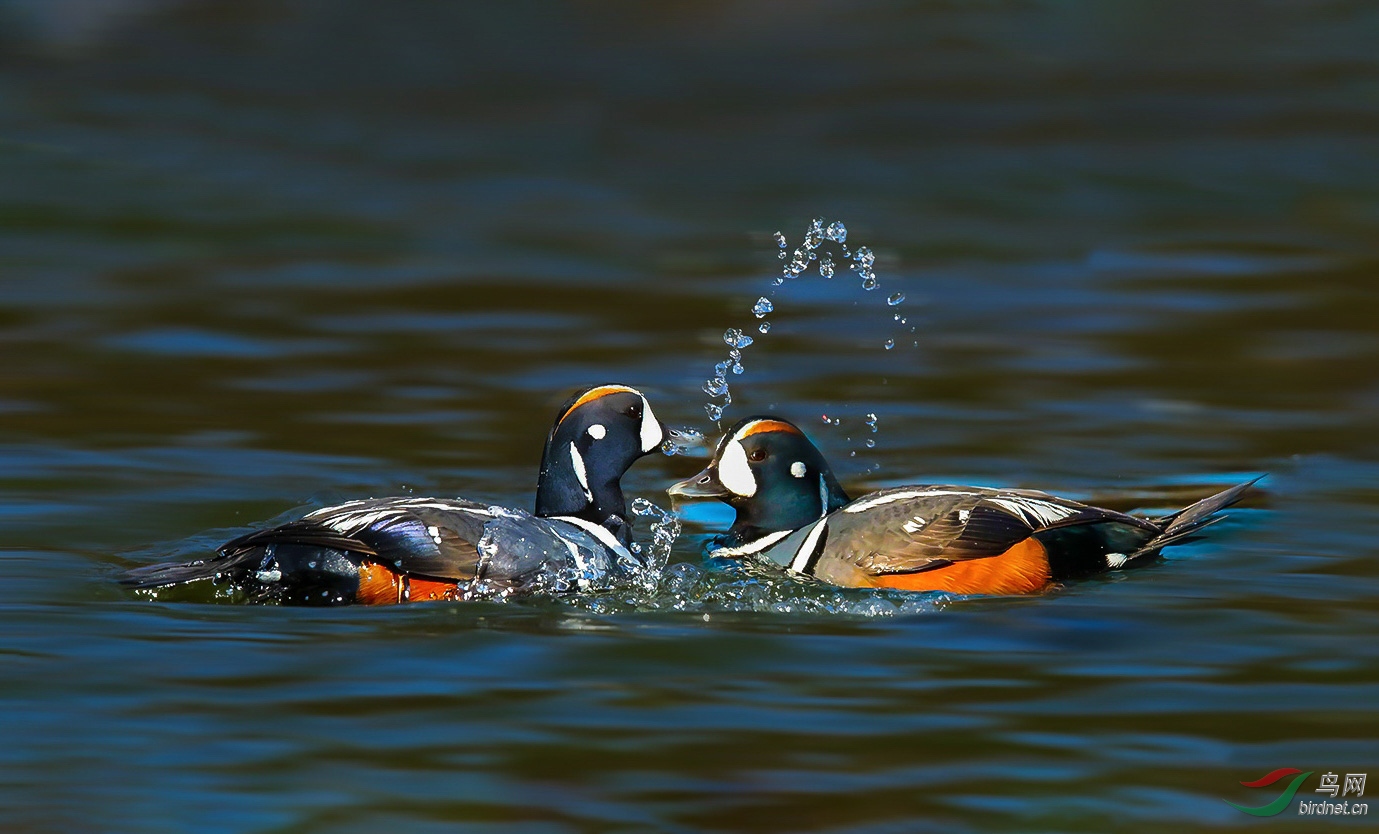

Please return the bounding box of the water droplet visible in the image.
[758,321,771,334]
[818,257,835,278]
[865,439,876,448]
[789,248,810,275]
[804,218,825,249]
[865,413,878,431]
[861,273,879,291]
[723,328,754,349]
[772,275,785,285]
[752,297,773,318]
[821,414,832,424]
[706,403,723,421]
[853,246,875,268]
[883,338,895,349]
[849,450,857,457]
[703,377,728,396]
[894,314,907,324]
[825,220,847,242]
[773,231,787,250]
[887,291,905,306]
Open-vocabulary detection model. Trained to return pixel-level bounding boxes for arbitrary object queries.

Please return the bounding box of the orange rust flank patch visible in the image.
[738,419,804,439]
[870,537,1052,596]
[356,561,462,605]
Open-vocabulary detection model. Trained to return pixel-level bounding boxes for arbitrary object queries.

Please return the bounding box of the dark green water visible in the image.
[2,2,1377,832]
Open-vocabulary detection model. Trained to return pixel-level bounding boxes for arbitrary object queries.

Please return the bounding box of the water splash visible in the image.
[625,498,681,594]
[661,425,707,456]
[569,558,952,617]
[698,217,918,450]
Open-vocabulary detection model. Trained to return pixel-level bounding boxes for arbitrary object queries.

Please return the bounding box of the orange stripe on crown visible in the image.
[557,384,639,428]
[736,419,804,439]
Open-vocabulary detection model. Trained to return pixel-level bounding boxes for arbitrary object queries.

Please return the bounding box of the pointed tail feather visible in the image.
[1131,475,1263,558]
[120,549,259,590]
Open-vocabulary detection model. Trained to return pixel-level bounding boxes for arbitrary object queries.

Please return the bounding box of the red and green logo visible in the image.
[1225,768,1314,816]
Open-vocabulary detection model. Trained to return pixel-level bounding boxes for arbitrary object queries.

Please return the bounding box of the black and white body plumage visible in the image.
[668,416,1260,595]
[122,384,666,605]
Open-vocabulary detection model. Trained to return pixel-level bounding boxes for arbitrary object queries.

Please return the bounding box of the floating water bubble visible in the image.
[825,220,847,242]
[853,246,875,268]
[887,291,905,306]
[774,230,787,257]
[752,297,773,318]
[723,328,754,349]
[758,321,771,334]
[865,413,878,432]
[883,338,895,350]
[861,272,879,291]
[819,257,835,278]
[772,275,785,285]
[788,248,810,275]
[714,360,732,377]
[804,217,825,249]
[706,403,723,421]
[894,314,906,324]
[728,349,744,375]
[865,439,876,448]
[703,377,728,397]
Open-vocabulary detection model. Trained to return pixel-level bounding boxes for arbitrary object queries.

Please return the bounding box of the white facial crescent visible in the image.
[717,438,757,497]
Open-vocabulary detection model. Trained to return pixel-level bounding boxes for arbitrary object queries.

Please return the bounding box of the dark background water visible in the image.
[2,2,1378,831]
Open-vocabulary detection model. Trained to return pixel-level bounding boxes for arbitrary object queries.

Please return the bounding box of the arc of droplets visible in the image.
[704,217,908,423]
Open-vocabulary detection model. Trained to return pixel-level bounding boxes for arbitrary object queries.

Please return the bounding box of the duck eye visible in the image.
[624,404,639,418]
[748,448,767,462]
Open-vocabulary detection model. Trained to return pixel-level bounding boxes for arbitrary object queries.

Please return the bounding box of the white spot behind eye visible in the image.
[587,424,606,440]
[717,438,757,497]
[790,461,807,478]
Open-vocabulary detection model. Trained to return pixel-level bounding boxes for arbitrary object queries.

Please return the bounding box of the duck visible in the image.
[122,384,667,605]
[667,415,1259,595]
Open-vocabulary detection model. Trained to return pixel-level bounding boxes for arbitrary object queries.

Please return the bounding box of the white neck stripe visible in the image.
[789,519,829,573]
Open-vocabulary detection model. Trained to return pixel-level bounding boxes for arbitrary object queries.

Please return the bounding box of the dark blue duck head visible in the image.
[667,416,850,546]
[535,384,665,536]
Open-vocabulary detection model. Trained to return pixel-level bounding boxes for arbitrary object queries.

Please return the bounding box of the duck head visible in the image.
[668,416,849,549]
[535,384,665,543]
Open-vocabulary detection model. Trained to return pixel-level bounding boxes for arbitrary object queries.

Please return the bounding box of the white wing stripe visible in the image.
[843,489,977,513]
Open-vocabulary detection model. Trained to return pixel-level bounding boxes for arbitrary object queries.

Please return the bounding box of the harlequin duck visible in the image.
[123,384,667,605]
[668,416,1259,595]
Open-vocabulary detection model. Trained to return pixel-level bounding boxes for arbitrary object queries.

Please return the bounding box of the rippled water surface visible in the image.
[3,3,1378,832]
